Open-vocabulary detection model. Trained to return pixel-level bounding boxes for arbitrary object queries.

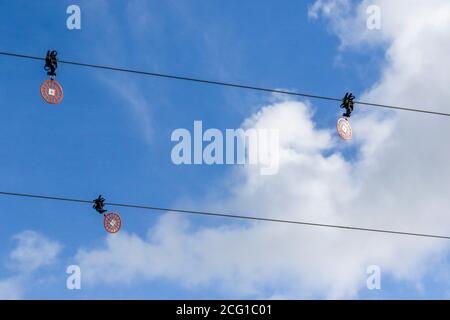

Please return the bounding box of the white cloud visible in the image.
[0,278,22,300]
[308,0,386,49]
[0,231,62,299]
[308,0,350,19]
[10,230,62,274]
[75,1,450,298]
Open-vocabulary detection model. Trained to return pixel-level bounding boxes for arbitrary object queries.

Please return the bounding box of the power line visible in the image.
[1,51,449,117]
[0,190,449,240]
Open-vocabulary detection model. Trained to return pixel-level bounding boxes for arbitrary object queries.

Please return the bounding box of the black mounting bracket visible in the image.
[340,92,355,118]
[93,195,107,214]
[44,50,58,79]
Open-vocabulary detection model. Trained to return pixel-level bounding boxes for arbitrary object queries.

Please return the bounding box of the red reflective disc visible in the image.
[336,117,352,140]
[104,212,122,233]
[40,79,64,104]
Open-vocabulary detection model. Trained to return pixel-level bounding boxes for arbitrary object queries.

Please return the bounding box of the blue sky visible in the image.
[1,0,449,299]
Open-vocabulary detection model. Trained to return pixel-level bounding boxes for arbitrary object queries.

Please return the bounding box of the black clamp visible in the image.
[340,92,355,118]
[93,195,107,214]
[44,50,58,79]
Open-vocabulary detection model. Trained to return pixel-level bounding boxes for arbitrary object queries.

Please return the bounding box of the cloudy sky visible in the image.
[1,0,450,299]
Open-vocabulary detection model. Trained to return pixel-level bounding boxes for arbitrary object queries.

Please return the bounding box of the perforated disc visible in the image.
[104,212,122,233]
[336,117,352,140]
[40,79,64,104]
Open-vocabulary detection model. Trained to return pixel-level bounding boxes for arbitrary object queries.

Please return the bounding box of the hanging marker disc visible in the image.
[40,79,63,104]
[337,117,352,140]
[104,212,122,234]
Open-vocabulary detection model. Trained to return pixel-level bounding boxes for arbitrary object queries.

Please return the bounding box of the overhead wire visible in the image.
[0,51,448,240]
[0,191,449,240]
[0,51,449,117]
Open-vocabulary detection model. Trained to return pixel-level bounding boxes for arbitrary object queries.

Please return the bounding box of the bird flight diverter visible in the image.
[40,79,63,104]
[104,212,122,234]
[337,92,355,140]
[93,195,122,234]
[40,50,64,104]
[336,117,352,140]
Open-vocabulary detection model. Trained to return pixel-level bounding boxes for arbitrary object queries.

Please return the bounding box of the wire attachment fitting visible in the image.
[44,50,58,79]
[93,195,107,214]
[340,92,355,118]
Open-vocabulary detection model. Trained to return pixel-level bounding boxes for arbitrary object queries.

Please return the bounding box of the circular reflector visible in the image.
[336,117,352,140]
[40,79,63,104]
[104,212,122,234]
